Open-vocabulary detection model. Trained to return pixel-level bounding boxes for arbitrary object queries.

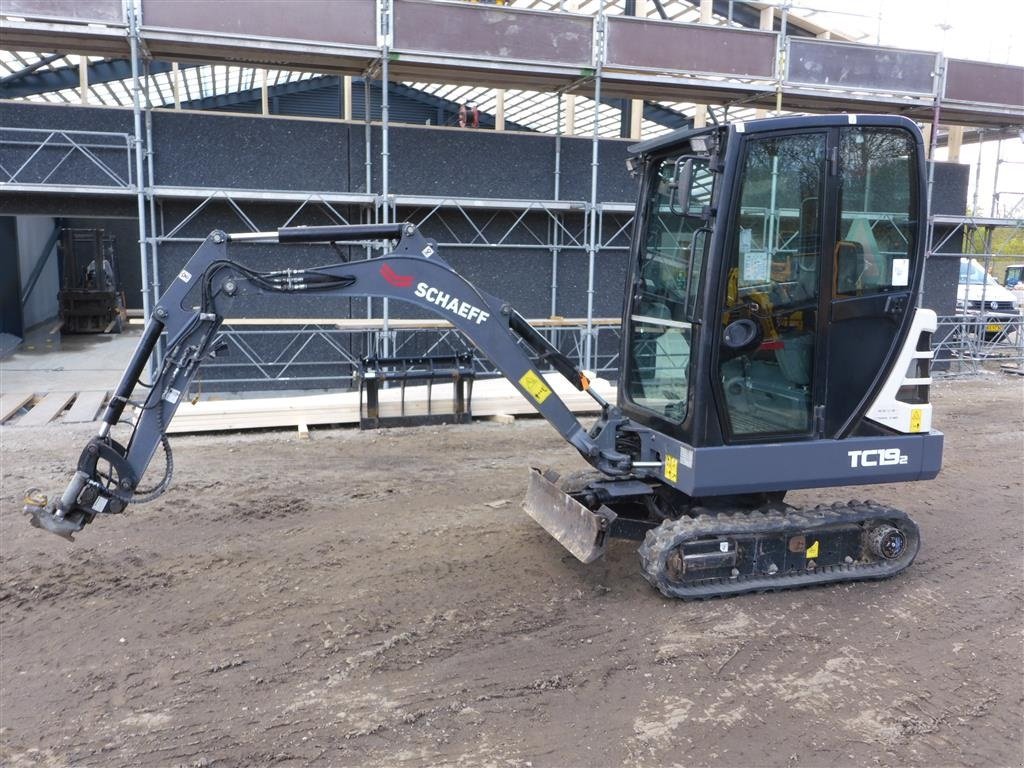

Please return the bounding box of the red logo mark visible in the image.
[380,263,413,288]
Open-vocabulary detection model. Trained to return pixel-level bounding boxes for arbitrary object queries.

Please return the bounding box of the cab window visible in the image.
[626,156,712,422]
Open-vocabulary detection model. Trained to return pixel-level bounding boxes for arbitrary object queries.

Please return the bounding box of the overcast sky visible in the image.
[789,0,1022,64]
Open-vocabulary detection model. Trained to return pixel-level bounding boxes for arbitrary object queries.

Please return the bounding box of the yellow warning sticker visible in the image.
[518,370,552,405]
[805,540,820,559]
[664,454,678,483]
[909,408,922,433]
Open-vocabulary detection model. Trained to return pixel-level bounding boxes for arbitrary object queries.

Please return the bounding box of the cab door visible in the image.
[715,129,829,440]
[824,125,922,436]
[714,121,923,442]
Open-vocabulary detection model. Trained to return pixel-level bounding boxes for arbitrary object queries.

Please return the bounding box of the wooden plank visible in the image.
[16,392,75,426]
[0,392,35,423]
[64,390,108,423]
[165,379,614,434]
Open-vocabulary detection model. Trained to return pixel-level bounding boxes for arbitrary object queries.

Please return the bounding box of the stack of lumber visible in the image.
[164,376,616,434]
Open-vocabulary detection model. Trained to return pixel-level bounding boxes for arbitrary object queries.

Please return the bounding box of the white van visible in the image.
[958,258,1020,337]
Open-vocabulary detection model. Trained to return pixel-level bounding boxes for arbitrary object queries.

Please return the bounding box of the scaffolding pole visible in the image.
[921,53,946,310]
[143,60,164,367]
[127,0,151,336]
[584,15,605,371]
[380,0,392,358]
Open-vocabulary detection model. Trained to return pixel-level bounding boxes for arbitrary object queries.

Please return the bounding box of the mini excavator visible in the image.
[25,114,943,599]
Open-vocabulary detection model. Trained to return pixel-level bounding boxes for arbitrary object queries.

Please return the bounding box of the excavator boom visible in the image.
[24,222,631,541]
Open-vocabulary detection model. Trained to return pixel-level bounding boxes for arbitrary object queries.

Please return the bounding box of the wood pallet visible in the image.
[0,391,109,426]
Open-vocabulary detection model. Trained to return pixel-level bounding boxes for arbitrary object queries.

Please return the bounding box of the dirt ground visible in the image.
[1,377,1022,768]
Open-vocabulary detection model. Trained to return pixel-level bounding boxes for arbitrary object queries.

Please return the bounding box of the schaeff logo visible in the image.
[379,264,491,324]
[414,282,491,324]
[848,448,909,468]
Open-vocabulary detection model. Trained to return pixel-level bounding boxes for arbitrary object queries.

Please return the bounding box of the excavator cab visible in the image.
[622,115,930,450]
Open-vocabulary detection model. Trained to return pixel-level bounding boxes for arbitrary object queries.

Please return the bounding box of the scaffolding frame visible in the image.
[3,0,1022,386]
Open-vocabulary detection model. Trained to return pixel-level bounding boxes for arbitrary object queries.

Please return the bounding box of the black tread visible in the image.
[637,501,920,600]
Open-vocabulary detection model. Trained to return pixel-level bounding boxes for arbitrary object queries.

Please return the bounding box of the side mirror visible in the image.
[674,158,694,215]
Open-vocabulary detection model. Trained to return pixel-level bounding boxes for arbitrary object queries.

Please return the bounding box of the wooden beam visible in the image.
[495,89,506,131]
[260,68,269,116]
[17,392,75,427]
[629,99,643,140]
[78,56,89,104]
[172,61,181,109]
[343,75,353,121]
[0,393,34,423]
[64,390,108,423]
[947,125,964,162]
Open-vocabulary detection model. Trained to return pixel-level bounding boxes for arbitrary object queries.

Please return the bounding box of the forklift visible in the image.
[57,227,125,334]
[25,114,942,599]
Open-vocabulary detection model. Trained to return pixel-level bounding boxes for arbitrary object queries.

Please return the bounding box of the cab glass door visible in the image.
[717,132,827,438]
[824,126,919,434]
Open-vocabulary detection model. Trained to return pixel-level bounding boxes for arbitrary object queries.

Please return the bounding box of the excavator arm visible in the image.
[24,222,632,540]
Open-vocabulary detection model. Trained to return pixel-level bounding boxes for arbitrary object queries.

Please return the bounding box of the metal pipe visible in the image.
[364,77,372,194]
[554,91,563,202]
[585,50,602,371]
[380,0,392,358]
[144,60,164,368]
[970,129,985,215]
[550,222,560,319]
[553,91,564,322]
[127,0,152,330]
[0,53,63,84]
[920,56,945,308]
[990,138,1003,218]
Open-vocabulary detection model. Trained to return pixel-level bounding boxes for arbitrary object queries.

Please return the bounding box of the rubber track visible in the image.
[637,501,920,600]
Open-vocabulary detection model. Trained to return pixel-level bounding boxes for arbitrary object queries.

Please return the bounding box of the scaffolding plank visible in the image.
[945,59,1024,108]
[2,0,124,25]
[394,0,593,67]
[140,0,376,48]
[0,393,35,423]
[786,38,938,95]
[16,392,75,427]
[605,16,776,80]
[63,390,108,423]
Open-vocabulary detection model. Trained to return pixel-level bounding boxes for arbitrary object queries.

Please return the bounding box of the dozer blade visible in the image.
[523,467,616,564]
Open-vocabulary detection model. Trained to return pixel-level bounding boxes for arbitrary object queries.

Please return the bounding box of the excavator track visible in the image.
[637,501,920,600]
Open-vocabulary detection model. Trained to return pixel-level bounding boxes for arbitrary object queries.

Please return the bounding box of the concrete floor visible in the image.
[0,323,140,395]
